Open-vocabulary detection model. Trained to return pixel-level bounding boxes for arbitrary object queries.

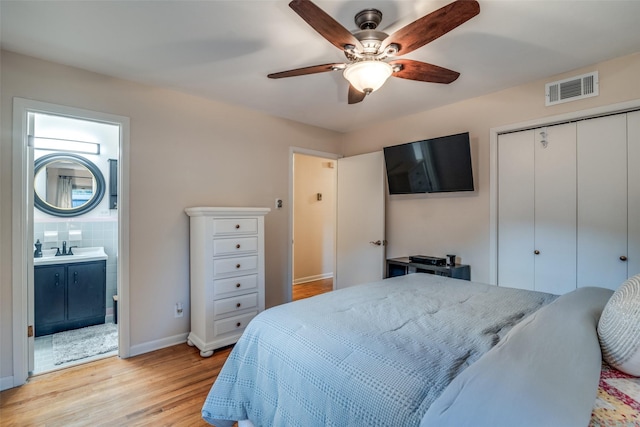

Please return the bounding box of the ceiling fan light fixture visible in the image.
[343,61,393,94]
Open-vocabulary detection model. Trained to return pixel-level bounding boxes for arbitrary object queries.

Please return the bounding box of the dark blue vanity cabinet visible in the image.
[35,260,106,337]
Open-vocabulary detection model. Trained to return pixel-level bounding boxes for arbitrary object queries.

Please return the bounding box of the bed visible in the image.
[201,273,638,427]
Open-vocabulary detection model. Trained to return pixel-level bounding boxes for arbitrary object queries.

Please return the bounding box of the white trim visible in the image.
[129,333,189,357]
[293,273,333,285]
[11,98,131,387]
[0,376,15,391]
[288,147,341,303]
[488,99,640,285]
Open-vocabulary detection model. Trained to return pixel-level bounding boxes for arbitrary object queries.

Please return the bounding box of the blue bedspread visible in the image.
[202,274,557,427]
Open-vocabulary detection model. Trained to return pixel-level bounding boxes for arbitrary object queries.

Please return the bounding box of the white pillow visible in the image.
[598,274,640,376]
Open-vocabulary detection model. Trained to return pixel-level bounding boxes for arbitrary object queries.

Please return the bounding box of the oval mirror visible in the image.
[34,153,105,217]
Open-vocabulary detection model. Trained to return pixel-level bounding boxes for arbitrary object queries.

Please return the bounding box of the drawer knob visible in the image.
[620,255,628,261]
[235,224,240,229]
[236,322,242,328]
[236,244,241,249]
[236,263,241,269]
[236,303,241,308]
[236,283,241,288]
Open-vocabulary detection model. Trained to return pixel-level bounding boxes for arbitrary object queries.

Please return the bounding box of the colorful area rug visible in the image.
[590,362,640,426]
[52,323,118,365]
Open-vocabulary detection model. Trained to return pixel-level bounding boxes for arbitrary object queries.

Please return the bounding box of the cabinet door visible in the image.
[498,130,535,290]
[577,114,628,290]
[34,265,66,335]
[629,111,640,278]
[67,261,106,321]
[534,123,577,294]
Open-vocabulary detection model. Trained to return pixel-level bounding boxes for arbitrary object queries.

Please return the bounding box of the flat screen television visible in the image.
[383,132,474,194]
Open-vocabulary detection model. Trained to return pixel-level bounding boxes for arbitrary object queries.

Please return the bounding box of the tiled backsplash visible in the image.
[34,220,118,316]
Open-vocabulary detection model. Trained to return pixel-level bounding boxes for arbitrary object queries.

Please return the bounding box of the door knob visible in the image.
[370,240,382,246]
[620,256,628,261]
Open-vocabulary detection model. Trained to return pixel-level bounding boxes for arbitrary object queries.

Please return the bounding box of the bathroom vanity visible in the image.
[34,247,108,337]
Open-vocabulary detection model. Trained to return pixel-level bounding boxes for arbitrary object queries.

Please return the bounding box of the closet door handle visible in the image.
[620,256,628,261]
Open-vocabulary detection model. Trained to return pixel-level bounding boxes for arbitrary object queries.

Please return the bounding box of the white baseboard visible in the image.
[129,332,189,357]
[1,375,15,391]
[293,272,333,285]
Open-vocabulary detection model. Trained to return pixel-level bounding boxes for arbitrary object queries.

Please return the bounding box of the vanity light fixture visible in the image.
[32,136,101,155]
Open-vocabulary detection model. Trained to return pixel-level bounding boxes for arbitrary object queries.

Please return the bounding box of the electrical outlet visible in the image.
[175,302,184,318]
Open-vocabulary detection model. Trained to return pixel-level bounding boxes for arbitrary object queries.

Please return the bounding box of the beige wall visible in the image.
[341,53,640,283]
[0,51,342,380]
[293,154,336,283]
[3,48,639,384]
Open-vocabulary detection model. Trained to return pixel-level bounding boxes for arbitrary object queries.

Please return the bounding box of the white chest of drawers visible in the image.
[185,207,270,357]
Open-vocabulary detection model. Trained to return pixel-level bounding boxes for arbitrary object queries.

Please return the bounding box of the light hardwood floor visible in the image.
[2,281,333,426]
[292,278,333,301]
[0,343,232,426]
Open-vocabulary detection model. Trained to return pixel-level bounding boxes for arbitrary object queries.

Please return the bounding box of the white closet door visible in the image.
[628,111,640,278]
[498,130,535,290]
[577,114,628,290]
[534,123,577,294]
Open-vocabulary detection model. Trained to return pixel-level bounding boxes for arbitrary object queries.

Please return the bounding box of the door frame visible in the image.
[11,98,131,387]
[288,147,341,302]
[489,99,640,285]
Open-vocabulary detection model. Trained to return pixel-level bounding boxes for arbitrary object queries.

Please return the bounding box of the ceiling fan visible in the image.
[268,0,480,104]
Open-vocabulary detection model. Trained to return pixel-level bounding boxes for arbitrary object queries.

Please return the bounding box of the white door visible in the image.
[628,111,640,278]
[577,114,628,290]
[498,130,535,290]
[336,151,386,289]
[497,123,577,293]
[534,123,577,294]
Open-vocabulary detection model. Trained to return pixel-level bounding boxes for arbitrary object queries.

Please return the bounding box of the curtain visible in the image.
[56,176,73,208]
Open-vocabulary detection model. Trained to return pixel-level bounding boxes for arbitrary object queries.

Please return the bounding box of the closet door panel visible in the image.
[498,130,535,290]
[577,114,628,290]
[628,111,640,278]
[534,123,577,294]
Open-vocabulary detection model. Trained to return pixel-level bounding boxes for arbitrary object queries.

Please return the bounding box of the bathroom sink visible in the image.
[34,246,108,266]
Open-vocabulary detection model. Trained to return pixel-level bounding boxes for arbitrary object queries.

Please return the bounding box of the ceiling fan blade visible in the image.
[348,85,366,104]
[389,59,460,84]
[289,0,363,51]
[382,0,480,56]
[268,63,343,79]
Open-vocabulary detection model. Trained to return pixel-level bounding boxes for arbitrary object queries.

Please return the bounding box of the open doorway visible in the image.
[30,112,120,374]
[291,152,337,301]
[11,98,130,387]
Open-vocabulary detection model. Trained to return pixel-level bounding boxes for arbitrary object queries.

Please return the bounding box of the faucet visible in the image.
[62,241,67,255]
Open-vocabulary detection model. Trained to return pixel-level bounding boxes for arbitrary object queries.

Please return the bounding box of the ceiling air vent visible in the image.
[545,71,599,106]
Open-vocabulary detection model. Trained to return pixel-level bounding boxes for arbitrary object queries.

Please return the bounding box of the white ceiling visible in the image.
[2,1,639,133]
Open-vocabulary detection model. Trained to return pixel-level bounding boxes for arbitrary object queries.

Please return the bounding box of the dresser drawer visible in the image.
[213,237,258,256]
[214,274,258,297]
[213,218,258,235]
[214,293,258,317]
[214,311,257,336]
[213,256,258,276]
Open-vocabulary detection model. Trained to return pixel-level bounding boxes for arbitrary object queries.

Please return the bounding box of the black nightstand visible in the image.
[386,257,470,280]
